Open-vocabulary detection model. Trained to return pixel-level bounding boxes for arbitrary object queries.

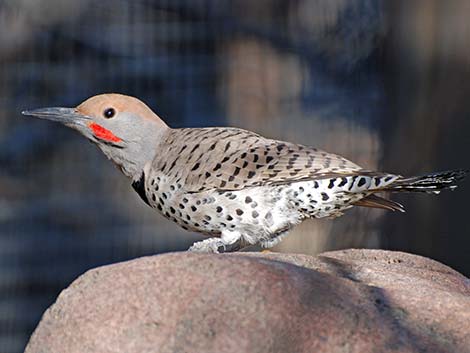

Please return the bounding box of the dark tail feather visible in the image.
[384,169,467,194]
[354,194,405,212]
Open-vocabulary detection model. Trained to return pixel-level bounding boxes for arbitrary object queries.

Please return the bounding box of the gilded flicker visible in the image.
[23,94,467,253]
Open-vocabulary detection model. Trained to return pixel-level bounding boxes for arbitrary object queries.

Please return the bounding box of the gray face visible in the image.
[22,94,170,178]
[93,111,169,177]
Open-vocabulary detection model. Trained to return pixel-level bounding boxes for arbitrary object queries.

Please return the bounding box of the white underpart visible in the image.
[147,168,400,252]
[221,230,242,245]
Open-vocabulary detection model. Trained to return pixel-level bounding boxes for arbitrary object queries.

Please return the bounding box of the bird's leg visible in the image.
[259,230,291,249]
[188,231,244,253]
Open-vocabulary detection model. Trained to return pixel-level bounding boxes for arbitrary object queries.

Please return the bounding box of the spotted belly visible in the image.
[142,174,298,238]
[140,171,398,237]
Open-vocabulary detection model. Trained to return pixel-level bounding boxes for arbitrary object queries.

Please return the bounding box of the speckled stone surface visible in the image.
[25,249,470,353]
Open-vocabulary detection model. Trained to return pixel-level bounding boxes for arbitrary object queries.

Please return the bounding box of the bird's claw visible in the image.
[188,238,226,253]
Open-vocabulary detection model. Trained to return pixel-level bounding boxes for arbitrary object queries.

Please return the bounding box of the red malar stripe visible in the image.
[88,123,122,143]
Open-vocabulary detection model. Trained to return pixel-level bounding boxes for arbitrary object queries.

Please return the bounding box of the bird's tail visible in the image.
[383,169,467,194]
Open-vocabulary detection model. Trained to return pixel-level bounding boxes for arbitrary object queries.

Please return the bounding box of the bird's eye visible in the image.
[103,108,116,119]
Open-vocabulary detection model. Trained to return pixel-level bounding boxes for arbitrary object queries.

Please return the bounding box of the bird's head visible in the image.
[23,93,169,178]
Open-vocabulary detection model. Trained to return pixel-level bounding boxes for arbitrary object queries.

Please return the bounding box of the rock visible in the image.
[25,249,470,353]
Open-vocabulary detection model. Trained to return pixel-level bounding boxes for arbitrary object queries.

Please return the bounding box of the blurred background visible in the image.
[1,0,469,352]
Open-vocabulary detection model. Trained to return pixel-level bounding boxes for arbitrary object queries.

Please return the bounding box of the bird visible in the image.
[22,94,467,253]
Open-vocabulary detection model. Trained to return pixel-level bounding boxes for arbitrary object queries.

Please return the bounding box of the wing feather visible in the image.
[152,127,363,193]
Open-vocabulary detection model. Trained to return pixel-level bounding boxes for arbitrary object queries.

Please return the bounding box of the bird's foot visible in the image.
[259,230,290,249]
[188,231,244,253]
[188,238,227,253]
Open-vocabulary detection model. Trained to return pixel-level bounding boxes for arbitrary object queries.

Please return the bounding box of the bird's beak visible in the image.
[22,107,91,127]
